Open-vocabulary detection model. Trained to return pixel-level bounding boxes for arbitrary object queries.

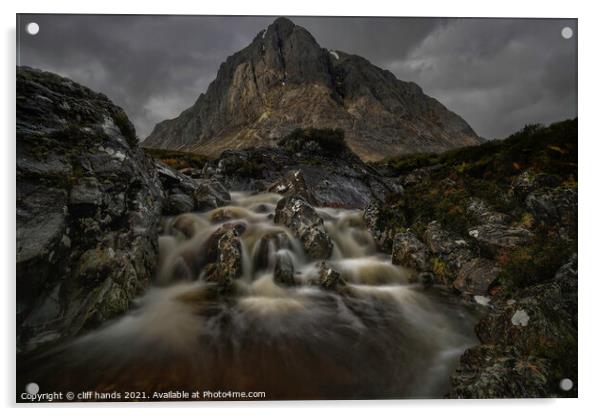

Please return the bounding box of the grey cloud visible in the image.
[17,15,576,140]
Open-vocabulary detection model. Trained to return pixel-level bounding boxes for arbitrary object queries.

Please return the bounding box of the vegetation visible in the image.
[143,148,209,170]
[377,119,577,291]
[278,128,348,155]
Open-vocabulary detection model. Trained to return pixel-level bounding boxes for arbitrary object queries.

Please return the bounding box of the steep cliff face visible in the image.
[16,66,164,352]
[143,17,481,161]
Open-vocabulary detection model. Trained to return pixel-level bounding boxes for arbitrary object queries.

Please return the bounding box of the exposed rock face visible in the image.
[143,17,480,161]
[274,196,333,259]
[17,66,163,352]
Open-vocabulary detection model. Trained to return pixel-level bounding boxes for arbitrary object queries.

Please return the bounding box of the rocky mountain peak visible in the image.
[143,17,481,161]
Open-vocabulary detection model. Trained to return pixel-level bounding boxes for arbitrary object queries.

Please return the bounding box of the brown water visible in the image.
[18,192,478,400]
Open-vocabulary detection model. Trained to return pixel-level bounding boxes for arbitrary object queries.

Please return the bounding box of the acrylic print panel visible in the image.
[16,14,577,402]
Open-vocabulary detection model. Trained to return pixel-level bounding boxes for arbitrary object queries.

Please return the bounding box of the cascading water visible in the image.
[19,192,479,400]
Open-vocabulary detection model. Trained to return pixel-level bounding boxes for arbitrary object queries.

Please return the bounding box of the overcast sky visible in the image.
[17,15,577,140]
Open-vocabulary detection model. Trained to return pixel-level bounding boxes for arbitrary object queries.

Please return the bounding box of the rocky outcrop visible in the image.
[143,17,480,161]
[274,196,333,259]
[17,66,164,352]
[450,255,577,398]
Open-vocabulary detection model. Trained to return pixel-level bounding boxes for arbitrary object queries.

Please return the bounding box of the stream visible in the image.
[18,192,479,400]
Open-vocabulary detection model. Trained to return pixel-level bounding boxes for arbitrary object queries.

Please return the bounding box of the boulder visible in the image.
[453,257,501,296]
[267,170,318,205]
[16,67,163,352]
[468,223,533,254]
[318,262,345,290]
[194,179,231,211]
[391,230,429,271]
[274,251,295,286]
[205,227,243,288]
[274,196,333,259]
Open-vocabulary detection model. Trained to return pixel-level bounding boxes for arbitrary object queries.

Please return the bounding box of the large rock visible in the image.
[274,196,333,259]
[204,228,244,288]
[453,257,501,296]
[318,262,345,290]
[391,230,429,271]
[17,66,163,352]
[468,223,533,254]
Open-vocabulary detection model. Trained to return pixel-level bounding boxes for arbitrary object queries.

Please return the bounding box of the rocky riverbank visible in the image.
[17,66,577,399]
[367,119,578,397]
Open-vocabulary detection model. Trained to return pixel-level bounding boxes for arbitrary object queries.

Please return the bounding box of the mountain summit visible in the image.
[143,17,481,161]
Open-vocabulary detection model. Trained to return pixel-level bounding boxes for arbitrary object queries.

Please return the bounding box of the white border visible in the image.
[2,0,600,415]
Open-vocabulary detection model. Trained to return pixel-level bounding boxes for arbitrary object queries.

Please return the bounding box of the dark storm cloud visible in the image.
[17,14,576,139]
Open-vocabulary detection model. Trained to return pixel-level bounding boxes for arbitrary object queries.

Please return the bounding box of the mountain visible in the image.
[143,17,481,161]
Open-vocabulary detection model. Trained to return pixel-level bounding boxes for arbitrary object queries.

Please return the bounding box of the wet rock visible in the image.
[318,262,345,290]
[466,197,510,225]
[164,193,195,215]
[274,251,295,286]
[449,345,552,398]
[205,228,243,288]
[267,170,318,205]
[391,230,429,271]
[274,196,333,259]
[16,67,163,352]
[468,223,533,254]
[194,179,231,211]
[362,201,402,252]
[253,231,290,271]
[453,257,501,296]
